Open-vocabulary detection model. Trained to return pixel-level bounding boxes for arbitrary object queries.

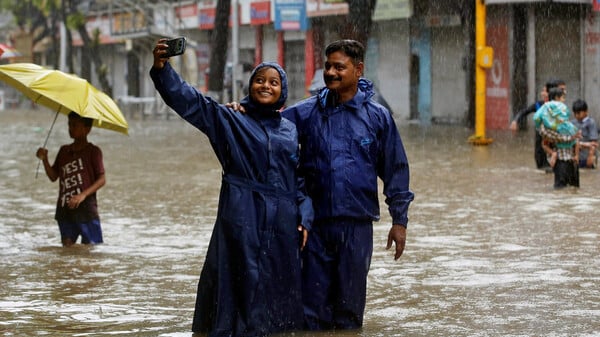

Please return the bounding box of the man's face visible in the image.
[540,86,548,102]
[323,51,363,95]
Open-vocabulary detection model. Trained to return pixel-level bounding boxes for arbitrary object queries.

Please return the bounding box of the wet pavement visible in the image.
[1,108,599,336]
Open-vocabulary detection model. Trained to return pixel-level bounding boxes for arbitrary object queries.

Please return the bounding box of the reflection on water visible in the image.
[1,109,598,336]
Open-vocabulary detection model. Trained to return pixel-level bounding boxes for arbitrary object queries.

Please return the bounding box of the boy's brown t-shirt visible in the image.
[52,143,104,223]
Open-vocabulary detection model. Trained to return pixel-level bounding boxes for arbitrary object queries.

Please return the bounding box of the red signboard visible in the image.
[485,14,510,129]
[199,7,216,29]
[251,1,271,25]
[199,5,239,30]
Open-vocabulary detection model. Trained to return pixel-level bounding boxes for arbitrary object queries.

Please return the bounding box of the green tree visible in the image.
[0,0,56,63]
[64,0,112,96]
[0,0,112,96]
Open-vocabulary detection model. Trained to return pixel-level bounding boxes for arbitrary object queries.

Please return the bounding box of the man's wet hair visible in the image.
[68,111,94,127]
[546,78,565,91]
[325,39,365,65]
[572,99,588,114]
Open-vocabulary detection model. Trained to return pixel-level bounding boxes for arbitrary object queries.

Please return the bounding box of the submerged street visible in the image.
[1,108,598,336]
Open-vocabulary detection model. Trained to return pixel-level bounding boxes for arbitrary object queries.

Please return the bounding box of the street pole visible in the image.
[469,0,493,145]
[59,23,67,72]
[231,0,240,102]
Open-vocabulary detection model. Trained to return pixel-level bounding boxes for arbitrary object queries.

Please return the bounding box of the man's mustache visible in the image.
[324,76,341,82]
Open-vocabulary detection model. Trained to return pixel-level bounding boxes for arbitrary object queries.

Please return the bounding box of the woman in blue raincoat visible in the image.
[150,39,313,337]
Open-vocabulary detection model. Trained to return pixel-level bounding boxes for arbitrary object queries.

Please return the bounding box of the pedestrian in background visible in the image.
[533,87,579,169]
[510,79,566,171]
[150,39,313,337]
[571,99,598,168]
[535,87,580,189]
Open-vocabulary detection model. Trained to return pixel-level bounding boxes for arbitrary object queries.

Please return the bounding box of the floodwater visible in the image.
[1,108,599,337]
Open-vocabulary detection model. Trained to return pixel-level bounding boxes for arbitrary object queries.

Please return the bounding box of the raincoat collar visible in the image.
[240,62,287,119]
[317,78,375,112]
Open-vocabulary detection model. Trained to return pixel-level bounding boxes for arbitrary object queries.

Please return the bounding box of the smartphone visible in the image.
[164,37,186,57]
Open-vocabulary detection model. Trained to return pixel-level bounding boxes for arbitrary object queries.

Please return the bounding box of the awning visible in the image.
[0,43,22,59]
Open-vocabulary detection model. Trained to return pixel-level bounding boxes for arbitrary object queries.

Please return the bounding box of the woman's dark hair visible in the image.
[572,99,588,113]
[325,39,365,65]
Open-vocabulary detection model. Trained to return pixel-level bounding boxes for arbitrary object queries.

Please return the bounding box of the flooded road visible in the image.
[1,108,599,336]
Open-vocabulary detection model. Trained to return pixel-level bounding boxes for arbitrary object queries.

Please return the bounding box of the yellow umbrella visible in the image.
[0,63,128,177]
[0,63,128,134]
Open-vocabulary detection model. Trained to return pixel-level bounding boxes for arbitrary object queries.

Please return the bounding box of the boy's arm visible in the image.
[36,147,58,182]
[68,173,106,209]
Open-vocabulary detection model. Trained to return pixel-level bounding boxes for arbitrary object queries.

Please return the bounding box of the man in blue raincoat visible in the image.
[284,40,414,330]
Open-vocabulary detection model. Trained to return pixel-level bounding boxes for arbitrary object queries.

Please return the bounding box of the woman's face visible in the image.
[250,67,282,106]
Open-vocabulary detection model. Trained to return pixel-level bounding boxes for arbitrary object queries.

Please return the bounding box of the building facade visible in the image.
[34,0,599,128]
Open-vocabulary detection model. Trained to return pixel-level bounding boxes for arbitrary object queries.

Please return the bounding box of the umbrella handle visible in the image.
[35,111,60,179]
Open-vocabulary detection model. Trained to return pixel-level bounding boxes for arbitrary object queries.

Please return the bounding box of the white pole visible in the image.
[59,23,67,71]
[527,6,535,104]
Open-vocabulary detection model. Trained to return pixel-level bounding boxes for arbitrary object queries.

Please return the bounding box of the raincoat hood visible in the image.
[240,62,288,117]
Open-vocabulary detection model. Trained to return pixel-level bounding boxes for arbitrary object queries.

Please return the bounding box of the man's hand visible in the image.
[152,39,169,70]
[509,120,518,133]
[298,225,308,250]
[225,102,246,113]
[386,225,406,260]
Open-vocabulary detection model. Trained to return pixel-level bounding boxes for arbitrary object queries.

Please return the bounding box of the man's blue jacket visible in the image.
[283,78,414,226]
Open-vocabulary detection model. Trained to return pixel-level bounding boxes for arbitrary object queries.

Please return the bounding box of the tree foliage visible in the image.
[0,0,112,95]
[0,0,52,45]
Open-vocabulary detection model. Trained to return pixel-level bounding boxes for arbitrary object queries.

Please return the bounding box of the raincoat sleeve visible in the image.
[513,102,539,125]
[149,62,227,140]
[378,109,414,227]
[296,172,313,231]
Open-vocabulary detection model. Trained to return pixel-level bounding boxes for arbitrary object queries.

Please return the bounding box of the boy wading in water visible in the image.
[36,112,106,246]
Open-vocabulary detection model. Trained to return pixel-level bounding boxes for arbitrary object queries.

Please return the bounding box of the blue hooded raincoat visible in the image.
[150,62,313,337]
[283,78,414,328]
